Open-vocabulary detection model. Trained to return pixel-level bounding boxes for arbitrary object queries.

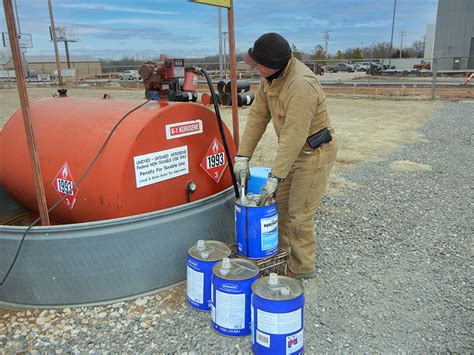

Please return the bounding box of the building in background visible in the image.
[432,0,474,70]
[5,55,102,77]
[0,49,10,70]
[424,24,435,60]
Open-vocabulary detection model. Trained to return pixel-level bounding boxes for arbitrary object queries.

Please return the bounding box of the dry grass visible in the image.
[218,97,438,192]
[0,88,439,193]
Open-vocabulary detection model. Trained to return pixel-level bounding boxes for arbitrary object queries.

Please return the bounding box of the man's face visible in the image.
[256,64,278,78]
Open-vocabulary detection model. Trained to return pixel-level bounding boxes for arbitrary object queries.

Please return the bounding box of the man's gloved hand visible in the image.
[257,175,281,206]
[233,156,250,183]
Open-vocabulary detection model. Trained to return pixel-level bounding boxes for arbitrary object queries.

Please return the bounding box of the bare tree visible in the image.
[311,44,326,63]
[291,44,303,60]
[371,42,394,59]
[407,39,425,58]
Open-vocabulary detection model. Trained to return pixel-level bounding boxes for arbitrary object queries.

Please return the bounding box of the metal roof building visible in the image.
[4,55,102,77]
[433,0,474,70]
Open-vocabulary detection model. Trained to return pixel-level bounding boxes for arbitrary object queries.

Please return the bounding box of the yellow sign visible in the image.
[189,0,231,8]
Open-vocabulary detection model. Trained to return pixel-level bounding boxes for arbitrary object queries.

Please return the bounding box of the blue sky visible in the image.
[0,0,439,59]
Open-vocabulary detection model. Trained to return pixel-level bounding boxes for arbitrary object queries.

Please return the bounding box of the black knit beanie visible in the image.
[247,32,292,69]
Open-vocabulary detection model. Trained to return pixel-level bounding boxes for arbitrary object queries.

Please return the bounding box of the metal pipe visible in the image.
[223,31,227,79]
[227,0,239,148]
[218,7,223,79]
[431,53,437,100]
[3,0,50,225]
[65,41,71,69]
[389,0,397,67]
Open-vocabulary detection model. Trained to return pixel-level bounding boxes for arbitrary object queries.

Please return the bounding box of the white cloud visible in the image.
[58,3,178,16]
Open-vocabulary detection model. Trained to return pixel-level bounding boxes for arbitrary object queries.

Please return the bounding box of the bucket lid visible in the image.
[252,273,303,301]
[212,257,259,280]
[188,240,231,261]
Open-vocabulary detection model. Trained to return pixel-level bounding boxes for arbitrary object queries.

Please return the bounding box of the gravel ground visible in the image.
[1,100,473,352]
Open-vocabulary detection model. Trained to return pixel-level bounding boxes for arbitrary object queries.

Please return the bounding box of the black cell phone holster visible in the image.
[307,128,332,149]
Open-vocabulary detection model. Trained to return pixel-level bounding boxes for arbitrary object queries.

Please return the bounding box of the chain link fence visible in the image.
[1,56,472,99]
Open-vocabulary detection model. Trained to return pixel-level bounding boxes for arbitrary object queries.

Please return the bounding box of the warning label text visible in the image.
[134,146,189,188]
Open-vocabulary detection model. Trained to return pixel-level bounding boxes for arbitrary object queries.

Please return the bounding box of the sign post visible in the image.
[47,0,63,87]
[2,0,50,225]
[189,0,239,148]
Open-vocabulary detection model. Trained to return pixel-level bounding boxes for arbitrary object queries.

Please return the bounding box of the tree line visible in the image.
[298,39,425,64]
[100,39,424,68]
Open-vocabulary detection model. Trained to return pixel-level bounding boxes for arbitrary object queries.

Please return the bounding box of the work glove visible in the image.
[257,175,281,206]
[233,156,250,184]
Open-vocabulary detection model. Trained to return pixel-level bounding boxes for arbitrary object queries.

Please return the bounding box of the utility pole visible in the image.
[389,0,397,67]
[218,7,223,79]
[223,31,228,79]
[13,0,27,77]
[323,31,331,60]
[399,31,406,58]
[47,0,63,86]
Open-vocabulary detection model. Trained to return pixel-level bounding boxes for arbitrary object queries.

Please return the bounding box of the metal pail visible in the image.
[187,240,231,311]
[211,258,259,336]
[251,273,305,354]
[235,199,278,259]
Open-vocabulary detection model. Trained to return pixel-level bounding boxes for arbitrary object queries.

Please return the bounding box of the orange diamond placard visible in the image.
[200,138,228,183]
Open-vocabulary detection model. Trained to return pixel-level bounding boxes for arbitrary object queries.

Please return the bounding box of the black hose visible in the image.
[200,69,240,198]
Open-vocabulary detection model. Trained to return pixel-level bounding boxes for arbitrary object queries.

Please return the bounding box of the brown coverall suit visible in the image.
[237,57,338,273]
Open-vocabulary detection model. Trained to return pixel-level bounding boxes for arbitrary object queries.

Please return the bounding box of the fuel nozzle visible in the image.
[185,66,203,75]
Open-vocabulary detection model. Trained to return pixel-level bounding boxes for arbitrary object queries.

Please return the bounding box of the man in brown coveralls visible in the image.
[233,33,338,279]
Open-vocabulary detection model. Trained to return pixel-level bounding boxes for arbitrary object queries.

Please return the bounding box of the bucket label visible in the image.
[257,308,302,334]
[186,265,204,304]
[52,162,78,209]
[286,329,304,354]
[260,214,278,251]
[215,289,245,330]
[134,146,189,188]
[256,330,271,348]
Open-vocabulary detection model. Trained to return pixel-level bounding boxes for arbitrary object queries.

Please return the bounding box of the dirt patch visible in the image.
[390,160,432,172]
[158,284,187,310]
[323,86,473,100]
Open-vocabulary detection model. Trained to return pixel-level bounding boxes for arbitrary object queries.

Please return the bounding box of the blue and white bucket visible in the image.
[187,240,231,311]
[235,198,278,259]
[251,273,305,354]
[211,258,259,336]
